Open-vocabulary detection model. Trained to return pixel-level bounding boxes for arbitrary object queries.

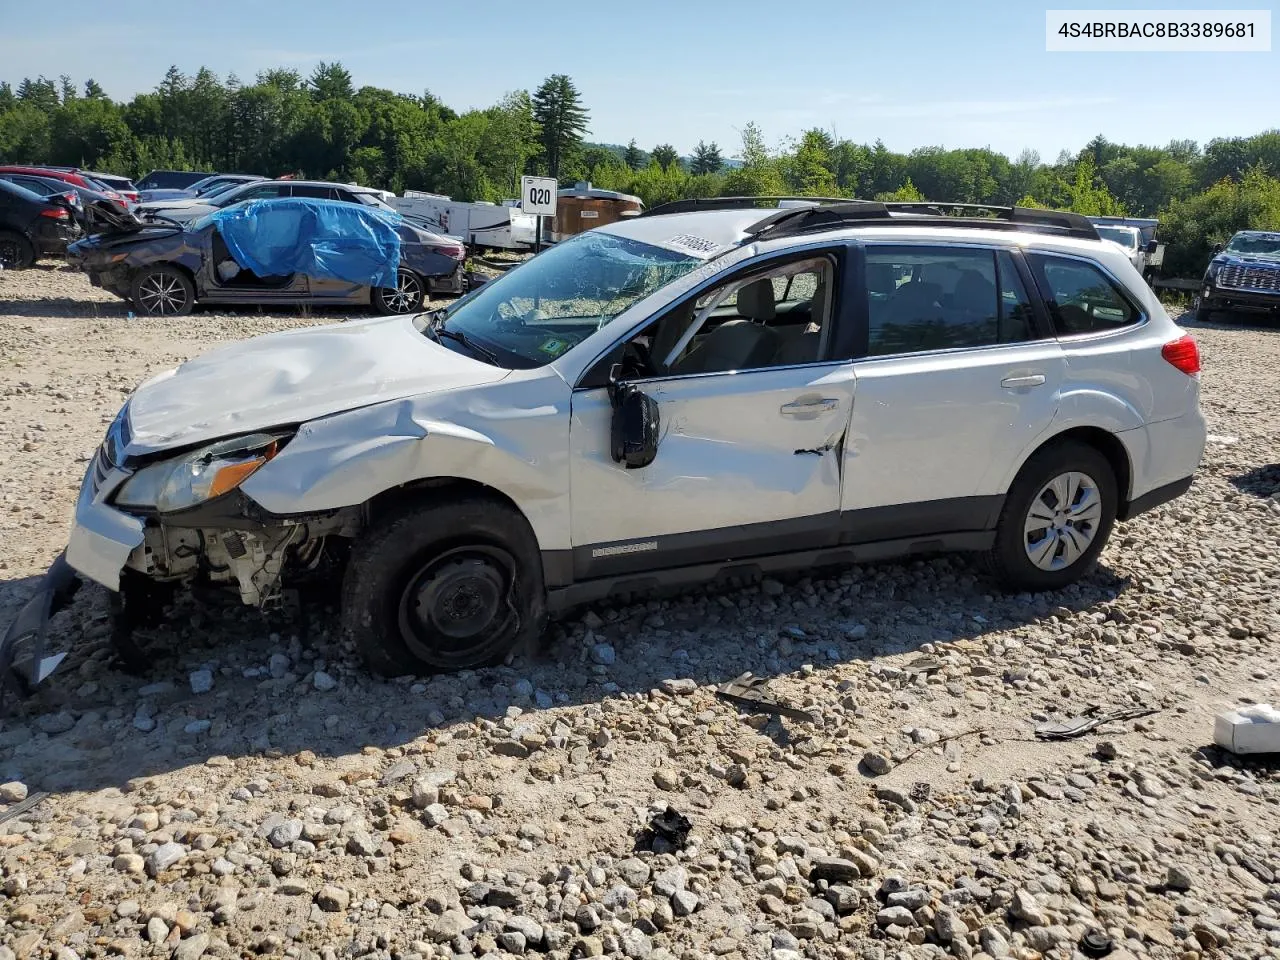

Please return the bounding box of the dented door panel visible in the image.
[568,362,856,578]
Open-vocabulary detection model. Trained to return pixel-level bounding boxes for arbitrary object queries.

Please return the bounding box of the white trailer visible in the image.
[388,192,537,252]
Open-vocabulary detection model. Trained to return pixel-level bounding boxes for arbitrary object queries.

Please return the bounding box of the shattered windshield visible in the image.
[1096,226,1138,249]
[1226,233,1280,258]
[433,231,701,368]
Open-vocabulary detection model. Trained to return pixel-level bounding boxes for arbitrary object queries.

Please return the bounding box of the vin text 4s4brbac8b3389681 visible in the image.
[0,198,1206,704]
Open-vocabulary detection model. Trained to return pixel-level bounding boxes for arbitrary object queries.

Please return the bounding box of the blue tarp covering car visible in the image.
[208,197,403,288]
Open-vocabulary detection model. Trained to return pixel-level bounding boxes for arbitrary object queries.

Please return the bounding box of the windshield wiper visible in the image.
[432,323,501,365]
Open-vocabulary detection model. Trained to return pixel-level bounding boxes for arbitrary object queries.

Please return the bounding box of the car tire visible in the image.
[131,265,195,316]
[982,440,1118,593]
[372,269,425,314]
[341,495,547,677]
[0,231,35,270]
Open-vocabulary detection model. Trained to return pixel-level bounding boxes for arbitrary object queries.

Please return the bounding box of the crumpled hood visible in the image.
[124,314,509,453]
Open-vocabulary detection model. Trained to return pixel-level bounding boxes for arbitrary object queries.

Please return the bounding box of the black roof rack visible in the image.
[643,196,1100,242]
[641,196,852,217]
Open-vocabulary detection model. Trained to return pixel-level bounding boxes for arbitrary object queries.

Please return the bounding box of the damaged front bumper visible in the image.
[0,552,81,708]
[0,454,144,705]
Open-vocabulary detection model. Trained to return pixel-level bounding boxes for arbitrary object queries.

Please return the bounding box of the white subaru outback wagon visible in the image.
[2,199,1206,695]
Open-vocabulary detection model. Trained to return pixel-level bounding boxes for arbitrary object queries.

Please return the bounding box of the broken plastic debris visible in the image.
[1079,928,1114,957]
[1214,703,1280,755]
[636,805,692,852]
[1033,705,1158,740]
[715,672,816,723]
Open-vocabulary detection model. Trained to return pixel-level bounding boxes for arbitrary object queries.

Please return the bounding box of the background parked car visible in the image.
[26,166,139,204]
[135,170,216,191]
[0,172,139,234]
[0,166,129,207]
[0,173,83,217]
[136,178,395,223]
[0,178,80,269]
[138,173,264,204]
[68,196,466,314]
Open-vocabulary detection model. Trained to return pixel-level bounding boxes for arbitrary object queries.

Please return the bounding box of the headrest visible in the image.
[737,278,776,321]
[866,263,896,295]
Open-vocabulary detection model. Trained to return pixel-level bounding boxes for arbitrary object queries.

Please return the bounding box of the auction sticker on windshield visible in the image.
[663,234,727,259]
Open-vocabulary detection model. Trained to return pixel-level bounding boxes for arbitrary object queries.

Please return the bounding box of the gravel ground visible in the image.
[0,267,1278,960]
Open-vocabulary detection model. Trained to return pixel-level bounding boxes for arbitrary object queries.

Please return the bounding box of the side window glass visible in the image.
[996,251,1037,343]
[579,253,839,388]
[865,246,1006,356]
[1029,255,1138,335]
[290,184,330,199]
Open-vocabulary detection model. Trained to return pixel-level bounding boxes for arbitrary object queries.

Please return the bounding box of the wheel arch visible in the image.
[1004,425,1134,507]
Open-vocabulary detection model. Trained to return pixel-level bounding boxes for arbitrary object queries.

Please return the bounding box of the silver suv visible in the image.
[2,199,1206,696]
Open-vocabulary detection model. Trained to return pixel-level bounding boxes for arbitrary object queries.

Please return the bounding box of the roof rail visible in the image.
[641,196,853,217]
[745,200,1101,242]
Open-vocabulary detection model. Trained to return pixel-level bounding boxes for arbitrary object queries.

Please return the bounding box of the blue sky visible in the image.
[1,0,1274,160]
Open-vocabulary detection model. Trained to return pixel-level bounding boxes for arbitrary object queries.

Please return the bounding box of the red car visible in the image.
[0,166,131,205]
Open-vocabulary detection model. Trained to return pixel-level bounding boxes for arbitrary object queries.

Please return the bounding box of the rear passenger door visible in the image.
[840,244,1066,540]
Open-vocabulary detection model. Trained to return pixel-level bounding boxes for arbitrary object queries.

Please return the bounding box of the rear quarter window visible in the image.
[1027,254,1140,336]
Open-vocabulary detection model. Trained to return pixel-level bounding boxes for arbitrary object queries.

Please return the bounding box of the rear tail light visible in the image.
[1162,334,1201,376]
[432,243,466,259]
[38,207,69,220]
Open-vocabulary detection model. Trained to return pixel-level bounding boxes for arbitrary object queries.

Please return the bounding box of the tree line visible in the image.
[2,64,1279,276]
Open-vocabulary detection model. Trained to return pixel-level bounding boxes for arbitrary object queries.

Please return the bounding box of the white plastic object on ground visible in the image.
[1214,703,1280,755]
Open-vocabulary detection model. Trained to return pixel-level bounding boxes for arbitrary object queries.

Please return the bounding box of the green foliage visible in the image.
[531,73,588,180]
[690,140,722,175]
[650,143,678,170]
[1159,168,1280,276]
[875,178,924,202]
[2,62,1279,278]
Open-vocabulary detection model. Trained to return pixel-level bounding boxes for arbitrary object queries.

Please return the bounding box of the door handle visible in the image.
[781,397,839,416]
[1000,374,1046,389]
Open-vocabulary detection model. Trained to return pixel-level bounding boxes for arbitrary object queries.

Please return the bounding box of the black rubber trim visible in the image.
[542,549,574,588]
[572,512,840,580]
[840,496,1004,543]
[546,531,993,614]
[1118,476,1193,521]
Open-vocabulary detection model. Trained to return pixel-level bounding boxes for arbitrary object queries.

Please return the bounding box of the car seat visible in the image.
[671,278,780,374]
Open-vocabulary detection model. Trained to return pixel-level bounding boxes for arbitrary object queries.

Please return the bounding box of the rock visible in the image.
[429,909,471,942]
[411,778,439,809]
[935,906,967,941]
[113,853,145,874]
[267,819,303,848]
[268,653,290,678]
[36,710,75,734]
[572,937,604,958]
[887,888,928,910]
[146,918,169,944]
[591,643,616,666]
[312,670,338,691]
[810,857,863,883]
[660,678,697,695]
[876,905,916,927]
[861,751,893,775]
[346,830,382,857]
[314,885,350,912]
[671,889,699,916]
[654,768,679,790]
[0,781,28,803]
[504,916,544,946]
[1010,888,1048,926]
[620,928,652,959]
[1166,864,1194,891]
[172,933,210,960]
[617,857,650,887]
[146,842,185,876]
[189,669,213,694]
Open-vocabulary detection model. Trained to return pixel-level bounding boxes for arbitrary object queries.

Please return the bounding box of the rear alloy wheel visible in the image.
[984,441,1117,592]
[373,269,425,314]
[131,265,195,316]
[0,231,35,270]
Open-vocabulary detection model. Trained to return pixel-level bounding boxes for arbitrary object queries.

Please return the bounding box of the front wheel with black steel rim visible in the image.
[372,269,425,314]
[131,265,195,316]
[0,230,35,270]
[983,440,1117,592]
[341,496,547,676]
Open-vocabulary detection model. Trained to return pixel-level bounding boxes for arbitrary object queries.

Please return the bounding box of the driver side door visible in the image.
[567,246,857,581]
